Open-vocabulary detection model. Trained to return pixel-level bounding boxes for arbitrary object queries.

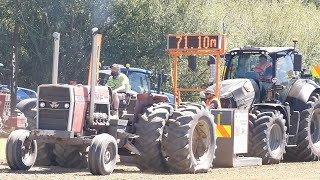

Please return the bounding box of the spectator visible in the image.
[204,88,221,109]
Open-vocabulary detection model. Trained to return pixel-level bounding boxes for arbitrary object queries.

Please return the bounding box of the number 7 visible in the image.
[176,36,182,49]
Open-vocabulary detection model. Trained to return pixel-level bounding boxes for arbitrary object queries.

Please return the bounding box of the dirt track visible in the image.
[1,161,320,180]
[1,137,320,180]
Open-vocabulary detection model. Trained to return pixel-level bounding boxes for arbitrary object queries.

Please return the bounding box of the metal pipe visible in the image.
[10,45,17,117]
[52,32,60,84]
[173,54,178,105]
[89,27,99,127]
[215,54,220,98]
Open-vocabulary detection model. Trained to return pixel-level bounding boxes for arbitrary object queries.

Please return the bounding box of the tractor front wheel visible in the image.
[249,109,286,164]
[6,129,37,170]
[88,133,118,175]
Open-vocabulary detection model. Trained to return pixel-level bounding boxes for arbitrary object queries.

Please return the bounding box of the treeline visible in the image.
[0,0,320,91]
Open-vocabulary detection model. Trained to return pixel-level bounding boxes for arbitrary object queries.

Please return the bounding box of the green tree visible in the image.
[1,0,320,94]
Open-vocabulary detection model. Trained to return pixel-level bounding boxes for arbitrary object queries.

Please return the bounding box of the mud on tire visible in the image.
[134,103,173,172]
[162,104,217,173]
[249,109,287,164]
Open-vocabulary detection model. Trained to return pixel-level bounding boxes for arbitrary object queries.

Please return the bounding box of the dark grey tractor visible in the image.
[217,45,320,164]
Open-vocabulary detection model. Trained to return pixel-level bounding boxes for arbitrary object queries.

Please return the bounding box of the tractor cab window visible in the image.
[227,54,273,82]
[275,54,294,84]
[127,72,150,93]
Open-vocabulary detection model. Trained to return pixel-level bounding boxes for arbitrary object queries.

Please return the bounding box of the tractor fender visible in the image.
[132,93,169,125]
[252,103,289,122]
[286,79,320,111]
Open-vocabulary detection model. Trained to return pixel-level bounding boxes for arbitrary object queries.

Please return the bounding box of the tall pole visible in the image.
[88,34,102,85]
[52,32,60,84]
[215,54,220,98]
[10,22,19,116]
[10,46,17,116]
[173,54,178,105]
[89,27,99,127]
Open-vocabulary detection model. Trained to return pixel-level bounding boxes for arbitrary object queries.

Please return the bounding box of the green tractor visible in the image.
[218,45,320,163]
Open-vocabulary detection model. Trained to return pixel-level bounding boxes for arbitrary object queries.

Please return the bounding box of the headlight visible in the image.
[39,102,45,108]
[64,103,70,109]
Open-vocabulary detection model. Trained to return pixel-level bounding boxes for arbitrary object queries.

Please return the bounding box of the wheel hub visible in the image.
[192,119,211,163]
[22,139,33,161]
[104,148,111,164]
[269,123,282,155]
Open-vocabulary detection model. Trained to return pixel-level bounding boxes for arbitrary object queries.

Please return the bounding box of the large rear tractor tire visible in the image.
[249,109,286,164]
[53,144,87,169]
[248,112,257,153]
[6,129,37,170]
[162,104,217,173]
[295,93,320,161]
[16,98,37,130]
[88,133,118,175]
[134,103,173,172]
[35,142,55,166]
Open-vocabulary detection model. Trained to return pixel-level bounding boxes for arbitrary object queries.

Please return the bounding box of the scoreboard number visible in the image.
[167,34,222,51]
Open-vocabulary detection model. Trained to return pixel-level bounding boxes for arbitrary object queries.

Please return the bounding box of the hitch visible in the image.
[118,131,141,155]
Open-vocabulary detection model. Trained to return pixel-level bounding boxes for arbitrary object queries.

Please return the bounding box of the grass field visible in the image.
[0,138,6,162]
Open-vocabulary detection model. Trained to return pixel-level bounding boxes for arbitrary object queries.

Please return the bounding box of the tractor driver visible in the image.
[204,88,221,109]
[254,54,272,79]
[106,64,130,112]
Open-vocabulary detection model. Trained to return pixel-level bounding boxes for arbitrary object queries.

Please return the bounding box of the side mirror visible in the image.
[188,55,197,71]
[162,74,168,83]
[207,55,216,66]
[293,54,302,71]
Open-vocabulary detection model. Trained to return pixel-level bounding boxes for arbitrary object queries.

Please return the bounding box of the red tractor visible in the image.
[5,29,172,175]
